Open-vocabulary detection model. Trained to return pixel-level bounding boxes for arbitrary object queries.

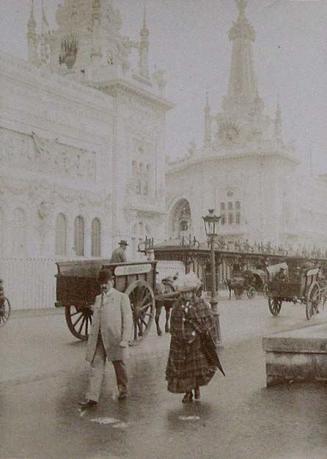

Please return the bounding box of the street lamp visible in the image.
[202,209,222,345]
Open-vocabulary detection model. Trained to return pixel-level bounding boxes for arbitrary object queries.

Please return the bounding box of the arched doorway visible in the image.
[168,198,192,241]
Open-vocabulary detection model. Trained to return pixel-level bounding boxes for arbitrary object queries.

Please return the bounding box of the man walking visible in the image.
[110,240,128,263]
[79,268,132,408]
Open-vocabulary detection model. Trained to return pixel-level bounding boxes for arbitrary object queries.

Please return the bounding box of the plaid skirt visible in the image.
[166,334,216,393]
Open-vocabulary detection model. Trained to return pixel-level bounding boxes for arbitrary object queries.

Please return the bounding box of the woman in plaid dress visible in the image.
[166,290,217,403]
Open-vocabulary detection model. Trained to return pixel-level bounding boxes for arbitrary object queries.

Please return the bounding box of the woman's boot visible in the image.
[182,391,193,403]
[194,386,200,401]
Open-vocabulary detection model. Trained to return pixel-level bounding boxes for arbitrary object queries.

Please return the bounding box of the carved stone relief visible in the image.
[0,128,96,181]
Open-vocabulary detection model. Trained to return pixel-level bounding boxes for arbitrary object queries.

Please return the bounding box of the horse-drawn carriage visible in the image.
[0,278,11,327]
[226,268,268,299]
[56,259,193,342]
[266,262,321,320]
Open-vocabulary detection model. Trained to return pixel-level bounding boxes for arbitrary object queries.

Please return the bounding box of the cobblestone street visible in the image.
[1,295,327,459]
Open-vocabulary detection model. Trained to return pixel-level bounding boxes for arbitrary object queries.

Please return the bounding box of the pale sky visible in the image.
[0,0,326,172]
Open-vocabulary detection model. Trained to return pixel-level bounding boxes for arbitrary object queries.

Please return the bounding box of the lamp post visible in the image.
[202,209,222,346]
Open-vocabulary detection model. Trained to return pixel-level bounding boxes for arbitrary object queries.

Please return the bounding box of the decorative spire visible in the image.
[27,0,39,66]
[223,0,262,116]
[204,91,212,146]
[138,5,150,79]
[92,0,101,24]
[40,0,50,65]
[41,0,49,31]
[27,0,36,31]
[274,101,283,141]
[143,5,147,30]
[91,0,102,60]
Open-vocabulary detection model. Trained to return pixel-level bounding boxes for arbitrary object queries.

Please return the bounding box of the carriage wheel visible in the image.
[263,283,269,298]
[0,297,11,327]
[268,297,282,316]
[247,287,256,299]
[305,284,320,321]
[65,305,93,340]
[126,280,155,345]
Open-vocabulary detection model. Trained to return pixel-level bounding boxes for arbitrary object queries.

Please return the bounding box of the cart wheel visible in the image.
[305,284,320,321]
[247,287,256,299]
[268,297,282,316]
[126,280,155,344]
[65,305,93,340]
[0,297,11,327]
[263,283,269,298]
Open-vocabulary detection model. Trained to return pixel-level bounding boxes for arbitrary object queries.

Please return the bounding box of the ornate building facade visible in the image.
[166,0,327,252]
[0,0,172,261]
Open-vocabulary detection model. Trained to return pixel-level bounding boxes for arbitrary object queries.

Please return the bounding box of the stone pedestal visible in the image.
[262,324,327,387]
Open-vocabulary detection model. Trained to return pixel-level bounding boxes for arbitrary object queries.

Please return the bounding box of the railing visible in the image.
[0,258,57,310]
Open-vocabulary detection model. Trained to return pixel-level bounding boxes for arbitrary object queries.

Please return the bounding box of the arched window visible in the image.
[55,213,67,256]
[13,208,26,255]
[91,218,101,257]
[74,216,84,256]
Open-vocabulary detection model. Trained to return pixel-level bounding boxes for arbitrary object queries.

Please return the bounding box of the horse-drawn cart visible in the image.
[226,268,267,299]
[56,260,158,342]
[266,262,321,320]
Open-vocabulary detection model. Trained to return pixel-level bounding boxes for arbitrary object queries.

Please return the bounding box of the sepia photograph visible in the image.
[0,0,326,458]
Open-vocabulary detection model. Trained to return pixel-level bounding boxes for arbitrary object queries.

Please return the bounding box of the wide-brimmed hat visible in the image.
[119,240,128,246]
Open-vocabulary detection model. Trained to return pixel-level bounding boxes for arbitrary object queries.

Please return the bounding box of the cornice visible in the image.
[167,149,300,175]
[96,78,174,112]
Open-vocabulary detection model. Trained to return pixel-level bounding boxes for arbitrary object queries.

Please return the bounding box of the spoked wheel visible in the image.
[305,284,320,321]
[268,297,282,316]
[65,305,93,340]
[0,297,11,327]
[247,287,256,299]
[126,280,155,345]
[263,283,269,298]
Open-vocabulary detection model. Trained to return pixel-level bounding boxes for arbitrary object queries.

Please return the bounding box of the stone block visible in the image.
[262,324,327,386]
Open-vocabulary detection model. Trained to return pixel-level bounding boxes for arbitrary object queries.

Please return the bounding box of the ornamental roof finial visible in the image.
[41,0,49,27]
[28,0,36,29]
[141,4,149,36]
[143,5,147,29]
[236,0,247,16]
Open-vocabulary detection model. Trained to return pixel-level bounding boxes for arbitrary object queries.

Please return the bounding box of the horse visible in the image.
[155,274,178,336]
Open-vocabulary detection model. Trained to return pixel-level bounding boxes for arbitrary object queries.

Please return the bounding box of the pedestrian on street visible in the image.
[166,288,221,403]
[110,240,128,263]
[79,268,132,409]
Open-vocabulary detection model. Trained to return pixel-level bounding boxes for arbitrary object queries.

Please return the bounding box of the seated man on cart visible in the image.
[110,240,128,263]
[275,267,288,283]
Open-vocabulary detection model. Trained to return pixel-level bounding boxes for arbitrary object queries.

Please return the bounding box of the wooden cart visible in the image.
[266,262,321,320]
[56,260,157,342]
